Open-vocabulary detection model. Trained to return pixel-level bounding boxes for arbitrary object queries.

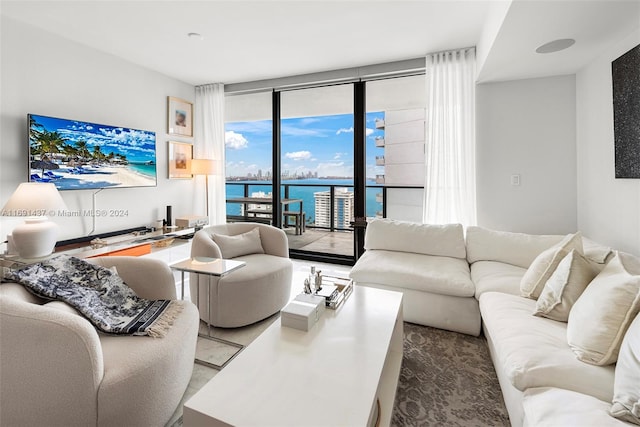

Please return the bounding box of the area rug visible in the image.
[391,323,510,427]
[171,321,510,427]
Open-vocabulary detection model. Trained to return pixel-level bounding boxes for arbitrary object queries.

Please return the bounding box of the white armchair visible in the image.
[190,223,293,328]
[0,256,199,427]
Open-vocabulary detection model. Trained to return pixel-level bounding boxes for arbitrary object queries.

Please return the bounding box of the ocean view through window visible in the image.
[225,77,425,260]
[225,112,385,227]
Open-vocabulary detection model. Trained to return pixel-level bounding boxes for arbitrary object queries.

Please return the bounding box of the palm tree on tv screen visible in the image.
[32,130,67,175]
[28,116,44,146]
[74,140,91,164]
[92,145,104,163]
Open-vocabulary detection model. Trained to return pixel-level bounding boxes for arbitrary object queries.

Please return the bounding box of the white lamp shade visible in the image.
[2,183,68,258]
[191,159,216,175]
[2,182,68,216]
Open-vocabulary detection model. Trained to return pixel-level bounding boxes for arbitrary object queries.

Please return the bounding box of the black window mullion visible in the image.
[353,81,367,260]
[272,91,282,228]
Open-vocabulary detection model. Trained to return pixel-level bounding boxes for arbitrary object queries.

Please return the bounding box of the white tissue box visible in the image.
[281,300,322,331]
[294,293,326,315]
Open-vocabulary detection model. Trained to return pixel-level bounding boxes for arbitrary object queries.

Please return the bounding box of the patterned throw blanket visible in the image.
[7,255,181,338]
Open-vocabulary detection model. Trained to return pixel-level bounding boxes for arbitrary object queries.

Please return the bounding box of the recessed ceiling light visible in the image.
[536,39,575,54]
[187,32,203,40]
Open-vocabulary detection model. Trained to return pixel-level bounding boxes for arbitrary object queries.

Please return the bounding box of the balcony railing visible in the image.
[226,182,364,232]
[225,181,423,231]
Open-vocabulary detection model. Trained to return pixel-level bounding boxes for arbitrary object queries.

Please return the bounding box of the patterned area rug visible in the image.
[391,323,510,427]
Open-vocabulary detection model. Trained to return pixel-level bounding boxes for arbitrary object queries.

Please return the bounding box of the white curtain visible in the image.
[195,83,226,225]
[423,48,477,226]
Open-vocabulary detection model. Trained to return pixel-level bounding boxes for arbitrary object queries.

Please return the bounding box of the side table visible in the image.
[170,256,246,369]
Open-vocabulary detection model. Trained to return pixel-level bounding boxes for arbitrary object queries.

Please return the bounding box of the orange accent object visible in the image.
[88,243,152,258]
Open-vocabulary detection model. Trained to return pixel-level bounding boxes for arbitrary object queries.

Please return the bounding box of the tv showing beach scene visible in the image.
[28,114,157,190]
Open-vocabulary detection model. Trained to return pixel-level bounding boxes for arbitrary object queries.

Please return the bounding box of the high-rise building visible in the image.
[375,108,426,186]
[314,188,354,229]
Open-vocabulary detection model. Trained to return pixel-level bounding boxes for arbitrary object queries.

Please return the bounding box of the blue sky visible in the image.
[30,114,156,163]
[225,112,385,179]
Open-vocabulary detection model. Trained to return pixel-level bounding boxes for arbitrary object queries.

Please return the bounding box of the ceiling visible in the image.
[1,0,639,86]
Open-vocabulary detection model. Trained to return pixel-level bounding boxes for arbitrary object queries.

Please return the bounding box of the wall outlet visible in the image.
[511,174,521,186]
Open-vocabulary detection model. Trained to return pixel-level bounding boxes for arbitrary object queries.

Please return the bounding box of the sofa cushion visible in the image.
[471,261,525,299]
[567,252,640,365]
[364,219,466,259]
[520,232,583,300]
[350,249,474,297]
[523,387,629,426]
[534,250,598,322]
[466,226,564,269]
[611,313,640,425]
[479,292,615,402]
[212,227,264,259]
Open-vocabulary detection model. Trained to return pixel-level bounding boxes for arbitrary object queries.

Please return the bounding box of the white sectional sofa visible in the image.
[350,219,640,427]
[349,220,480,336]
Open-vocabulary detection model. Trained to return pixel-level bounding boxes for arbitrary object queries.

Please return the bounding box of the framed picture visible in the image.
[168,141,193,179]
[167,96,193,137]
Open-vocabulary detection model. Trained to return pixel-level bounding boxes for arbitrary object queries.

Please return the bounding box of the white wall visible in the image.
[1,16,198,242]
[476,75,577,234]
[576,29,640,255]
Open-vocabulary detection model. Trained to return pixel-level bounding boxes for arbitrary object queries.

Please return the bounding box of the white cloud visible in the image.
[336,127,374,136]
[316,161,353,178]
[225,131,249,150]
[333,152,349,160]
[282,125,328,138]
[285,150,312,161]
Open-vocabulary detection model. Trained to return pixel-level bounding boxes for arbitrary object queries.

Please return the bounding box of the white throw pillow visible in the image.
[212,227,264,259]
[611,313,640,425]
[567,252,640,366]
[521,232,583,300]
[533,250,597,322]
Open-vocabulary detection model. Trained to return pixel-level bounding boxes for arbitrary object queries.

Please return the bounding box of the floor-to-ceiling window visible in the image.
[224,65,426,264]
[224,91,273,221]
[280,84,354,259]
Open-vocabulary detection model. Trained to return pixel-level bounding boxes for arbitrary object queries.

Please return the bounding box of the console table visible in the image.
[183,286,403,427]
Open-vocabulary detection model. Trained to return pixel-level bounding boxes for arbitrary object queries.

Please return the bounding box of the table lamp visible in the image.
[1,182,68,258]
[191,159,216,217]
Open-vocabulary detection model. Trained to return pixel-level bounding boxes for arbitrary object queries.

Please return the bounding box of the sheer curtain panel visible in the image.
[195,83,226,225]
[423,48,477,226]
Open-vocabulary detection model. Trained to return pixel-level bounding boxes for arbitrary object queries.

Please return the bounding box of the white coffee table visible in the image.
[183,285,404,427]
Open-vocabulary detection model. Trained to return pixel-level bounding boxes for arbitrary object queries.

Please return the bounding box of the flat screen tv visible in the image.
[28,113,157,190]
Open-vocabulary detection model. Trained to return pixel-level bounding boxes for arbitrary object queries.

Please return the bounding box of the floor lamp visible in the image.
[191,159,216,217]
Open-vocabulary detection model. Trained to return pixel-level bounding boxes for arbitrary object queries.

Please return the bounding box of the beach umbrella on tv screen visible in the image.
[30,160,60,170]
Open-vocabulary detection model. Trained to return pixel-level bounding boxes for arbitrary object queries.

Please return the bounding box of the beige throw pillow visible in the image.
[521,232,583,299]
[534,250,597,322]
[611,313,640,425]
[567,252,640,365]
[212,227,264,259]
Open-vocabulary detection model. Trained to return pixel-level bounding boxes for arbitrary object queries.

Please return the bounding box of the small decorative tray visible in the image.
[320,275,354,310]
[152,237,175,248]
